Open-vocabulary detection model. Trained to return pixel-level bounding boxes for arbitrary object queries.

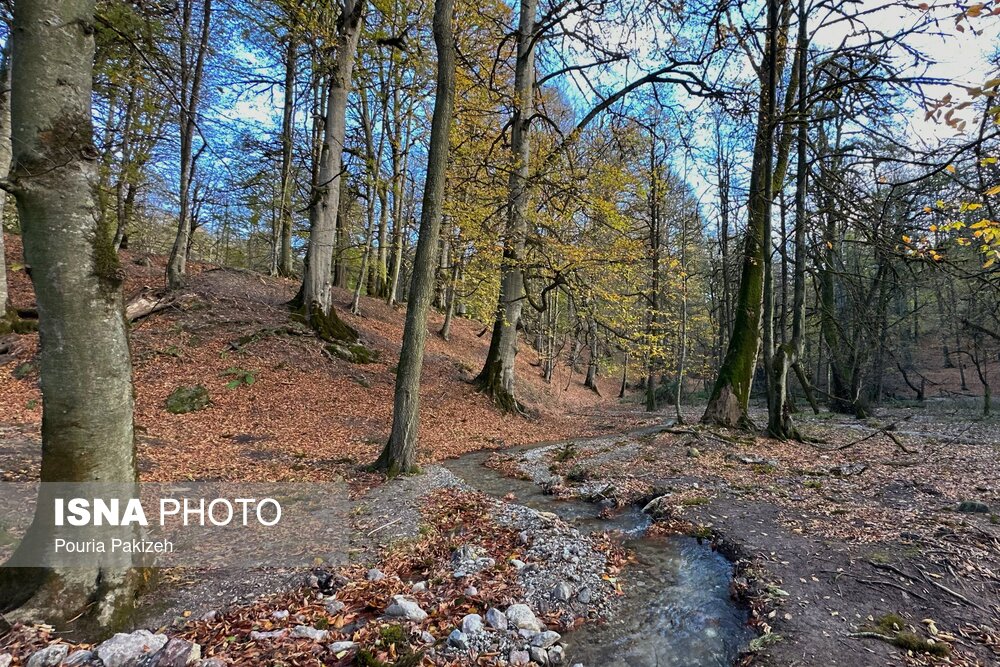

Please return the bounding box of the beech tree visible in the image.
[0,0,142,628]
[375,0,456,475]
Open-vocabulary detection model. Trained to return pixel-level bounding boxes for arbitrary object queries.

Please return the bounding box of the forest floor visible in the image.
[1,236,999,666]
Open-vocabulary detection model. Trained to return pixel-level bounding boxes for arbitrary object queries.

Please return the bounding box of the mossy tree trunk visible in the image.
[301,0,364,334]
[375,0,455,476]
[702,0,786,429]
[475,0,538,413]
[0,0,144,629]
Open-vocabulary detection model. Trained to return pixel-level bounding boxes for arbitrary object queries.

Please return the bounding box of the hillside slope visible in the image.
[0,233,651,483]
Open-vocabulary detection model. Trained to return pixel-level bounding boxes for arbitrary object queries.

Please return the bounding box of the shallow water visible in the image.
[444,444,751,667]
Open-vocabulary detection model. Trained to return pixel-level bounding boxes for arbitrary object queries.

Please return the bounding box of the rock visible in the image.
[687,447,700,458]
[641,495,673,519]
[411,580,427,592]
[829,463,866,477]
[552,582,573,602]
[447,629,469,650]
[531,631,561,648]
[451,545,495,577]
[461,613,483,634]
[97,631,169,667]
[506,604,541,632]
[548,645,566,665]
[63,651,99,667]
[510,558,526,570]
[509,649,531,666]
[325,600,346,615]
[385,595,428,622]
[26,645,68,667]
[328,641,356,654]
[518,531,530,545]
[249,630,286,641]
[292,625,329,642]
[137,638,201,667]
[464,585,478,596]
[485,607,508,630]
[0,655,11,667]
[272,610,290,620]
[530,646,549,665]
[200,611,219,622]
[367,568,386,581]
[196,661,226,667]
[577,587,592,604]
[420,631,435,644]
[958,500,990,513]
[165,385,210,414]
[325,342,379,364]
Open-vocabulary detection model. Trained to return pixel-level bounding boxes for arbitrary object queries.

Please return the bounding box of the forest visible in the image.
[0,0,998,665]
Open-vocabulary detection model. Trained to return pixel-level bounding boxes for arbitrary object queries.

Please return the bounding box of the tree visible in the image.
[166,0,213,289]
[0,0,143,628]
[375,0,456,475]
[702,0,788,428]
[474,0,538,412]
[0,44,11,323]
[300,0,364,339]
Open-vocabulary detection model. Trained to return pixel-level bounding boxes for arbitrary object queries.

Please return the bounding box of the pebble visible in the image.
[96,631,169,667]
[509,649,531,665]
[325,600,346,615]
[412,580,427,592]
[366,568,386,581]
[530,646,549,665]
[553,582,573,601]
[272,610,289,620]
[464,585,478,596]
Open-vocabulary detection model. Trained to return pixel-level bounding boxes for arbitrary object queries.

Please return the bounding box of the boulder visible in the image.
[137,638,201,667]
[485,607,507,630]
[530,631,561,648]
[165,385,210,414]
[447,629,469,650]
[461,613,483,634]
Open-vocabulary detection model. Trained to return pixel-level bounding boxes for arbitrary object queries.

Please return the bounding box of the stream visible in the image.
[444,440,751,667]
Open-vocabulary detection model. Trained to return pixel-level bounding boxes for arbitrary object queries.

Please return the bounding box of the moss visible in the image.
[354,624,424,666]
[326,342,380,365]
[872,613,906,634]
[165,385,210,414]
[12,361,36,380]
[293,301,358,343]
[893,631,950,657]
[680,496,710,506]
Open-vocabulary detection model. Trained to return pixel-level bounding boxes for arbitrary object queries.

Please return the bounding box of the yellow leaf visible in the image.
[986,184,1000,196]
[945,164,957,173]
[902,235,912,243]
[930,224,938,232]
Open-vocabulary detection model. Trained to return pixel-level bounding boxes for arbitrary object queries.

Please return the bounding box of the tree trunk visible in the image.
[0,0,143,629]
[301,0,364,339]
[703,0,784,428]
[474,0,538,412]
[0,46,11,320]
[278,32,297,277]
[375,0,455,475]
[166,0,212,289]
[767,0,807,440]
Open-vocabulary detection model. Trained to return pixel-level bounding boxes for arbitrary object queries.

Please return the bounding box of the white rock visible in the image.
[509,649,531,665]
[485,607,507,630]
[385,595,428,622]
[411,581,427,592]
[461,613,483,634]
[249,630,286,641]
[328,641,356,654]
[325,600,346,615]
[464,585,478,596]
[0,653,10,667]
[531,631,562,648]
[505,604,541,631]
[272,610,290,620]
[367,568,386,581]
[548,645,566,665]
[97,631,169,667]
[292,625,329,641]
